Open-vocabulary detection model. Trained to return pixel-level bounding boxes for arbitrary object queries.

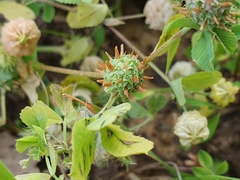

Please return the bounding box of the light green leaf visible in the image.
[55,0,93,4]
[147,94,167,115]
[50,84,74,116]
[20,101,62,129]
[61,37,93,66]
[66,2,108,28]
[192,30,214,71]
[165,16,199,33]
[213,28,237,54]
[182,71,222,91]
[198,150,213,169]
[15,173,51,180]
[231,24,240,40]
[87,103,131,130]
[46,143,57,176]
[208,114,220,140]
[70,119,95,180]
[170,78,186,106]
[0,160,15,180]
[185,98,217,108]
[16,136,42,153]
[42,4,55,23]
[215,161,229,175]
[101,124,154,157]
[192,167,213,177]
[0,1,35,20]
[32,125,47,144]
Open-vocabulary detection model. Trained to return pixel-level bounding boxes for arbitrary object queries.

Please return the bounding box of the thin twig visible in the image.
[114,13,145,21]
[38,64,102,79]
[38,0,74,12]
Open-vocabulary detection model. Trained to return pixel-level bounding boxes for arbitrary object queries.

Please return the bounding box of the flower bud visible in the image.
[174,110,210,147]
[168,61,196,80]
[143,0,178,31]
[209,78,239,107]
[1,18,41,57]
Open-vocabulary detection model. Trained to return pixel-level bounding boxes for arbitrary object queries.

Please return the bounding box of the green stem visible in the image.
[0,89,6,127]
[38,64,103,79]
[37,46,65,54]
[98,94,118,114]
[149,62,171,85]
[63,116,68,149]
[129,116,153,131]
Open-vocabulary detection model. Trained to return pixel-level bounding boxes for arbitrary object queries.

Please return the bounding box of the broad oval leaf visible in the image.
[66,2,108,28]
[192,30,214,72]
[16,136,42,153]
[182,71,222,91]
[215,160,229,175]
[15,173,51,180]
[213,28,237,54]
[198,150,213,169]
[87,103,131,130]
[100,124,154,157]
[0,1,35,20]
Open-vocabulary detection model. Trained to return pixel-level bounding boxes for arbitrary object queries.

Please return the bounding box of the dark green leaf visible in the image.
[0,160,15,180]
[42,4,55,23]
[198,150,213,169]
[182,71,222,91]
[170,78,186,106]
[147,94,167,115]
[213,28,237,54]
[231,25,240,40]
[128,102,149,118]
[192,30,214,71]
[215,161,229,175]
[93,25,105,48]
[26,1,41,17]
[208,114,220,140]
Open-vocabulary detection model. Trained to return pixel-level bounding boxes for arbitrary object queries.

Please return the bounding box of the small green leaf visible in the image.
[15,173,51,180]
[192,30,214,71]
[198,150,213,169]
[165,16,199,33]
[48,143,57,176]
[208,114,220,140]
[20,101,62,129]
[70,119,95,180]
[50,84,74,116]
[128,102,149,118]
[93,25,105,48]
[231,25,240,40]
[101,124,154,157]
[213,28,237,54]
[66,2,108,28]
[186,98,217,108]
[16,136,42,153]
[55,0,93,4]
[215,160,229,175]
[147,94,167,115]
[182,71,222,91]
[0,1,35,20]
[87,103,131,130]
[61,37,93,66]
[170,78,186,106]
[42,4,55,23]
[0,160,15,180]
[26,1,41,17]
[192,167,213,177]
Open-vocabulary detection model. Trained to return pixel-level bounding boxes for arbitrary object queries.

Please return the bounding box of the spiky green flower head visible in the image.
[0,46,17,70]
[184,0,239,30]
[97,45,152,101]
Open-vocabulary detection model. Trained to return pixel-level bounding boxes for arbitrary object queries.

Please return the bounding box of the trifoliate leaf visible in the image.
[213,28,237,54]
[55,0,93,4]
[128,102,149,119]
[20,101,62,129]
[0,1,35,20]
[66,2,108,28]
[15,173,51,180]
[170,78,186,106]
[101,124,154,157]
[182,71,222,91]
[70,119,95,180]
[192,30,214,71]
[147,94,167,115]
[87,103,131,130]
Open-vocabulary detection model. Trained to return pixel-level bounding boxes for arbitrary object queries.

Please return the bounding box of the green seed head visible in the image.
[97,45,151,101]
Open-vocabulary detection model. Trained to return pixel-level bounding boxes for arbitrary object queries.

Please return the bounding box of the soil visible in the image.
[1,0,240,180]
